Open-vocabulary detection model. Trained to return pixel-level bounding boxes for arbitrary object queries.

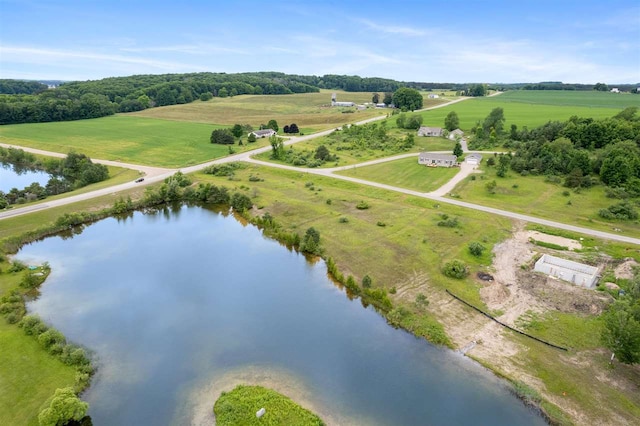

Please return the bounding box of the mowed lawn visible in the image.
[337,157,459,193]
[0,321,77,426]
[414,90,636,131]
[449,166,640,237]
[130,90,449,132]
[0,116,267,167]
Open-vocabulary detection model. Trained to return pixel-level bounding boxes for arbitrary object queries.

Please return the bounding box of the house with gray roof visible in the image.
[418,153,457,167]
[250,129,276,138]
[418,126,443,137]
[448,129,464,140]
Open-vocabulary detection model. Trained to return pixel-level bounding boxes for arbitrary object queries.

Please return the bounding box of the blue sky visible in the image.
[1,0,639,83]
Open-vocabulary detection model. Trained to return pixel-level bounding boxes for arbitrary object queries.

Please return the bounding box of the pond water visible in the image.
[0,162,51,192]
[20,205,545,425]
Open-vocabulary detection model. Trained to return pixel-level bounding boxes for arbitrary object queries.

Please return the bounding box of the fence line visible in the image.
[445,289,568,351]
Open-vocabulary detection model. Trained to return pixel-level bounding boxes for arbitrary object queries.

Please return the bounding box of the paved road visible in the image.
[2,96,638,246]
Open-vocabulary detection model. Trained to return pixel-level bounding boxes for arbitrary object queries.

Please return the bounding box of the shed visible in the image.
[533,254,599,288]
[418,153,457,167]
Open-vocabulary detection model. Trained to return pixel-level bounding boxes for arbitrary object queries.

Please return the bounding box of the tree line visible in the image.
[0,148,108,208]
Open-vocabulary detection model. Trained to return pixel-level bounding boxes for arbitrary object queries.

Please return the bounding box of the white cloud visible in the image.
[355,18,428,37]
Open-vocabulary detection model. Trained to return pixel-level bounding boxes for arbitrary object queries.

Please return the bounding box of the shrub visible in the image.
[356,201,370,210]
[362,275,372,288]
[437,217,459,228]
[38,387,88,426]
[415,293,429,307]
[19,314,44,335]
[598,202,638,221]
[8,260,27,272]
[339,217,349,223]
[230,192,252,213]
[443,260,468,279]
[38,328,66,349]
[344,275,360,294]
[300,227,322,255]
[468,242,486,257]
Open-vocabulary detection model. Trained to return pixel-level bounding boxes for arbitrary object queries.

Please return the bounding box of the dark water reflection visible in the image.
[0,162,51,192]
[21,205,545,425]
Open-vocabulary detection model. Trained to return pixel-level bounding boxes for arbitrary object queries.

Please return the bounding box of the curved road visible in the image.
[2,97,638,246]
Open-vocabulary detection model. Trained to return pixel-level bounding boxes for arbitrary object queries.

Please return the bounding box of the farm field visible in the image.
[337,157,459,193]
[494,90,640,108]
[413,90,637,132]
[448,165,640,237]
[0,116,269,168]
[130,90,445,133]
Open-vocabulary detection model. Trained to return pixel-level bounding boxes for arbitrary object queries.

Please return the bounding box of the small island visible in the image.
[213,385,325,426]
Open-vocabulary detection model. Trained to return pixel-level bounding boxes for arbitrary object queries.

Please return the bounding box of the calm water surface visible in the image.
[21,206,545,425]
[0,162,51,192]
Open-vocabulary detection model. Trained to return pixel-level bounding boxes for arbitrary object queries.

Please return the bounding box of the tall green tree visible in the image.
[383,92,393,105]
[601,299,640,364]
[231,124,244,138]
[210,129,235,145]
[392,87,423,111]
[483,107,505,134]
[372,92,380,103]
[468,84,486,97]
[453,141,463,158]
[444,111,459,131]
[267,119,279,132]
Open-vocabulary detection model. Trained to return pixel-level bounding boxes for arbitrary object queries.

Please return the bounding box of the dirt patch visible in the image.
[614,259,638,280]
[526,231,582,250]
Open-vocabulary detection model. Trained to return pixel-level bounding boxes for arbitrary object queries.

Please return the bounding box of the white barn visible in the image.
[534,254,599,288]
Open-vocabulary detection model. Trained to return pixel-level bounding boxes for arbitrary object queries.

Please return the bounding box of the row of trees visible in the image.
[0,148,109,208]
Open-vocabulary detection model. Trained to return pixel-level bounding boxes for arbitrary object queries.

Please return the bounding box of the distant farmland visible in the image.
[130,90,449,132]
[416,90,638,131]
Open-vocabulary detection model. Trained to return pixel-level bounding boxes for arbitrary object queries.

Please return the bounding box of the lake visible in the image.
[0,162,51,192]
[20,205,545,425]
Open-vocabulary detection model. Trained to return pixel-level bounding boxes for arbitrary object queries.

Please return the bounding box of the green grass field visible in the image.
[0,116,271,167]
[0,261,77,426]
[414,91,637,132]
[496,90,640,108]
[214,385,324,426]
[337,157,459,193]
[449,165,640,237]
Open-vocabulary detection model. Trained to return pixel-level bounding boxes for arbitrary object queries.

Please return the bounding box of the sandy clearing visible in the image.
[526,231,582,250]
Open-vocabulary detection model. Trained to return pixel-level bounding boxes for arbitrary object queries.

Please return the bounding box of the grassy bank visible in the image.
[214,385,324,425]
[0,258,80,426]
